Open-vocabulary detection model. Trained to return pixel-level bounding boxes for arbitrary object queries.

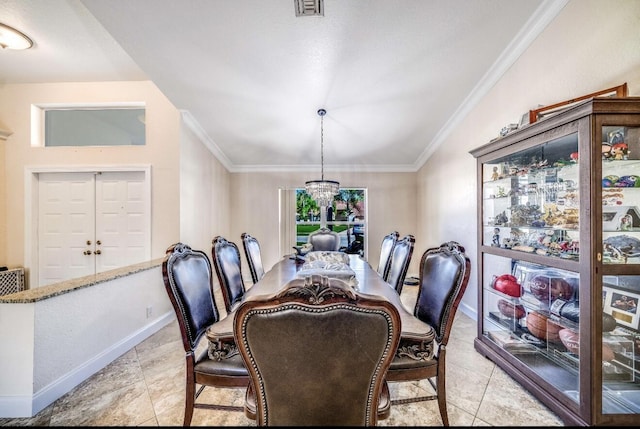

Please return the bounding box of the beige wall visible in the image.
[0,81,182,286]
[179,120,231,256]
[0,134,5,267]
[417,0,640,318]
[229,171,417,278]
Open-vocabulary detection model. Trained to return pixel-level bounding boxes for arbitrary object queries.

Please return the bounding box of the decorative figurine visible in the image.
[609,129,625,144]
[494,211,508,226]
[492,228,501,246]
[620,214,633,231]
[612,143,628,160]
[616,175,640,187]
[491,166,500,181]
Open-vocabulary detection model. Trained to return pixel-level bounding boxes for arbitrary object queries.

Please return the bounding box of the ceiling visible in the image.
[0,0,567,172]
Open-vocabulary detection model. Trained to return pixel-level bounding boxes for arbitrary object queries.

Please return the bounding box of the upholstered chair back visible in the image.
[377,231,399,280]
[386,241,470,426]
[414,241,471,344]
[386,234,415,295]
[307,227,341,251]
[211,236,246,313]
[162,242,249,425]
[235,275,401,426]
[163,242,219,350]
[241,232,265,284]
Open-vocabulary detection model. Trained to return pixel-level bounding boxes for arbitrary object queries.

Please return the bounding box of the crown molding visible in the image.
[231,163,417,174]
[180,110,234,171]
[415,0,569,169]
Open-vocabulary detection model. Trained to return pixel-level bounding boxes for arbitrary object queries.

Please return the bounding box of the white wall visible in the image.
[0,265,173,417]
[417,0,640,319]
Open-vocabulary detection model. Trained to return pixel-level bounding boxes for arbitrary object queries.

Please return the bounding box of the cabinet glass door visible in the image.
[481,133,582,404]
[600,125,640,415]
[601,125,640,265]
[482,253,581,397]
[482,134,579,259]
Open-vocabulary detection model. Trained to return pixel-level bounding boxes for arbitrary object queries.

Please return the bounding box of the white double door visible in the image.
[38,171,150,287]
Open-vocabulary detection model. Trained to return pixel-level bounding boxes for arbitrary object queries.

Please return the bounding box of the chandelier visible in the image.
[305,108,339,207]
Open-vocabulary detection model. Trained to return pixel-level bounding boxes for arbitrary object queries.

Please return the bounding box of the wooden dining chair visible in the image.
[162,242,249,426]
[377,230,399,281]
[241,232,265,284]
[307,227,341,251]
[211,235,247,313]
[234,274,401,426]
[386,241,471,426]
[385,234,415,295]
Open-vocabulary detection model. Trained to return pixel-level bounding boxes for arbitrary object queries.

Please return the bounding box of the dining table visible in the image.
[206,252,436,361]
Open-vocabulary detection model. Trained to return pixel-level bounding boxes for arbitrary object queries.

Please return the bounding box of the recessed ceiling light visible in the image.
[0,22,33,50]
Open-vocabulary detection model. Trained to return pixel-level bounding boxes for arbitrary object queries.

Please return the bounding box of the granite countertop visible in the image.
[0,258,164,303]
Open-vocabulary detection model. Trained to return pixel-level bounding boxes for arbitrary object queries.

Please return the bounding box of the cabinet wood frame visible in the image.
[471,97,640,426]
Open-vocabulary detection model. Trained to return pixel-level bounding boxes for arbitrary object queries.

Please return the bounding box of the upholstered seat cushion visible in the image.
[399,318,436,343]
[194,349,248,381]
[389,351,438,371]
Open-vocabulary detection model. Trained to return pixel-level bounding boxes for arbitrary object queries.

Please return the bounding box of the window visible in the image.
[32,104,146,147]
[295,188,367,256]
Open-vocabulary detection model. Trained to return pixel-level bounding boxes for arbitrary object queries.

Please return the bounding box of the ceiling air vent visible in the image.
[295,0,323,17]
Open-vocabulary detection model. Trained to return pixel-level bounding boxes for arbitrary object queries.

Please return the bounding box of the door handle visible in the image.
[83,250,92,255]
[94,250,102,255]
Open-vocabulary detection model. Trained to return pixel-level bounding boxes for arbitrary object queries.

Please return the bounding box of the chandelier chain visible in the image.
[320,113,324,181]
[304,107,339,207]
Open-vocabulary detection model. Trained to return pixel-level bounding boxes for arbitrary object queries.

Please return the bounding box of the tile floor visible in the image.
[0,285,564,426]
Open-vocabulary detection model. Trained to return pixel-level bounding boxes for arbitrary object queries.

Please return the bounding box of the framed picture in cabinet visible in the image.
[603,286,640,330]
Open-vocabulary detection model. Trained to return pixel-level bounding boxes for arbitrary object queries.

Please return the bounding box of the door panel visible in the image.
[37,171,150,287]
[38,172,95,286]
[95,171,148,272]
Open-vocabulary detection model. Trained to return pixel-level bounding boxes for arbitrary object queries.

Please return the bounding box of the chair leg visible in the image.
[184,374,196,426]
[436,359,449,426]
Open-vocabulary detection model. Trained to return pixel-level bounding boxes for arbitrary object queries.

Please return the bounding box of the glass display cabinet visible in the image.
[470,97,640,426]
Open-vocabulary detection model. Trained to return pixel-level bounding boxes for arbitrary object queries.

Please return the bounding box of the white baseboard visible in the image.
[0,312,174,418]
[458,301,478,322]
